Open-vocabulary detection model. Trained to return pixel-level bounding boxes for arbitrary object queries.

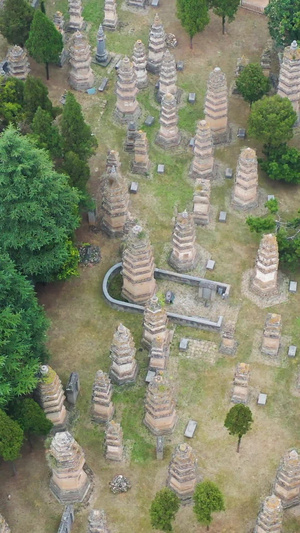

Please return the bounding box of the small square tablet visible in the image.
[267,195,275,201]
[219,211,227,222]
[157,164,165,174]
[206,259,215,270]
[225,168,233,179]
[144,115,155,126]
[288,345,297,357]
[177,61,184,71]
[151,0,159,6]
[257,393,267,405]
[184,420,197,438]
[237,128,246,139]
[289,281,298,293]
[189,137,195,148]
[129,182,138,194]
[188,92,196,104]
[145,370,156,383]
[179,338,189,351]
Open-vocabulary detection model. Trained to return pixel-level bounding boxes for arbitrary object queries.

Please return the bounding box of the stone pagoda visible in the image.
[219,322,237,356]
[7,46,30,80]
[158,49,177,101]
[204,67,228,144]
[132,40,148,89]
[149,335,169,371]
[35,365,67,427]
[232,148,258,209]
[190,120,214,181]
[114,56,141,124]
[105,421,124,461]
[109,323,138,384]
[0,514,10,533]
[49,431,91,503]
[193,179,211,226]
[95,24,111,67]
[68,0,84,31]
[147,14,166,74]
[124,122,137,152]
[53,11,68,66]
[103,0,118,31]
[144,373,177,435]
[106,149,121,173]
[156,93,181,148]
[91,370,114,423]
[142,294,169,350]
[101,166,129,237]
[277,41,300,122]
[132,130,151,175]
[122,225,156,304]
[69,31,94,91]
[261,313,282,357]
[274,449,300,508]
[88,510,111,533]
[167,443,197,504]
[231,362,250,404]
[251,234,279,297]
[254,494,283,533]
[169,211,198,272]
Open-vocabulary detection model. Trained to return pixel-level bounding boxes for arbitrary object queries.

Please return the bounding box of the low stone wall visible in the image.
[154,268,230,299]
[240,0,268,14]
[102,263,224,331]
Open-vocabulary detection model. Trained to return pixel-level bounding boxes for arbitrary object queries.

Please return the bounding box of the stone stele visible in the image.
[167,443,198,504]
[7,45,30,80]
[190,119,214,181]
[204,67,228,144]
[114,56,141,124]
[105,420,124,461]
[103,0,118,31]
[251,234,279,298]
[277,41,300,122]
[261,313,282,357]
[232,147,258,210]
[144,373,177,435]
[35,365,67,427]
[91,370,115,423]
[109,323,139,385]
[169,210,198,272]
[155,92,181,148]
[101,165,129,237]
[146,14,166,74]
[88,509,111,533]
[69,31,94,91]
[132,40,148,89]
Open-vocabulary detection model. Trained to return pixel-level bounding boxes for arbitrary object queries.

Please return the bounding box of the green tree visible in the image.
[236,63,270,106]
[0,77,25,128]
[224,404,253,452]
[0,253,49,408]
[0,409,24,474]
[260,144,300,184]
[265,0,300,46]
[61,92,97,161]
[24,76,55,123]
[209,0,240,34]
[150,488,180,531]
[62,151,91,192]
[248,95,297,151]
[0,126,80,282]
[176,0,210,49]
[193,481,225,530]
[9,398,53,445]
[31,107,62,160]
[0,0,34,47]
[26,10,63,80]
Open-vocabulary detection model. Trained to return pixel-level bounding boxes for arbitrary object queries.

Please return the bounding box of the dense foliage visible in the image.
[209,0,240,34]
[0,409,24,463]
[24,76,56,122]
[26,10,63,80]
[0,77,25,128]
[0,126,80,282]
[9,398,53,439]
[193,481,225,528]
[150,488,180,531]
[176,0,210,48]
[224,404,253,452]
[260,144,300,184]
[265,0,300,46]
[31,107,62,160]
[0,0,34,47]
[61,92,97,160]
[62,151,91,192]
[236,63,270,105]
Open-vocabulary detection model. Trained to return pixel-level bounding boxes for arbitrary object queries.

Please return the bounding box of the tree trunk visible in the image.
[222,16,225,35]
[207,526,210,531]
[46,62,49,80]
[237,435,242,453]
[11,461,16,476]
[190,35,193,50]
[41,1,46,13]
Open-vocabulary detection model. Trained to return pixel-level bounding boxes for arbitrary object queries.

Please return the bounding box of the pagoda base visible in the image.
[95,53,112,67]
[143,414,177,436]
[168,252,199,273]
[155,132,181,149]
[131,161,151,176]
[114,106,141,125]
[109,363,139,386]
[50,476,91,504]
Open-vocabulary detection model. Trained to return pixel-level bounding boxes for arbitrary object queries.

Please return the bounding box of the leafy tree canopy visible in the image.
[0,408,24,462]
[62,151,90,192]
[150,488,180,531]
[248,95,297,150]
[31,107,62,160]
[0,77,25,128]
[260,144,300,184]
[61,92,97,161]
[26,10,63,79]
[0,0,34,47]
[208,0,240,34]
[193,481,225,528]
[176,0,210,48]
[265,0,300,46]
[0,126,80,282]
[24,76,55,123]
[224,404,253,452]
[9,398,53,438]
[0,253,49,408]
[236,63,270,105]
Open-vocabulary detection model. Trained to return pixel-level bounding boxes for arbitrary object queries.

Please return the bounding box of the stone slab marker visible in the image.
[95,24,111,67]
[114,57,141,124]
[103,0,118,31]
[193,179,211,226]
[274,449,300,508]
[132,40,148,89]
[142,294,169,350]
[105,421,124,461]
[101,166,129,237]
[109,323,138,384]
[88,509,111,532]
[169,211,198,272]
[35,365,67,427]
[122,225,156,304]
[254,494,283,533]
[167,443,198,504]
[190,120,214,180]
[0,514,10,533]
[156,93,181,148]
[232,147,258,209]
[127,0,147,7]
[204,67,228,144]
[124,122,137,152]
[132,130,151,175]
[69,31,94,91]
[219,322,237,355]
[277,41,300,122]
[57,505,74,533]
[49,431,91,503]
[91,370,114,423]
[158,49,177,101]
[252,234,279,297]
[147,14,166,74]
[261,313,282,356]
[68,0,84,31]
[144,373,177,435]
[7,45,30,80]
